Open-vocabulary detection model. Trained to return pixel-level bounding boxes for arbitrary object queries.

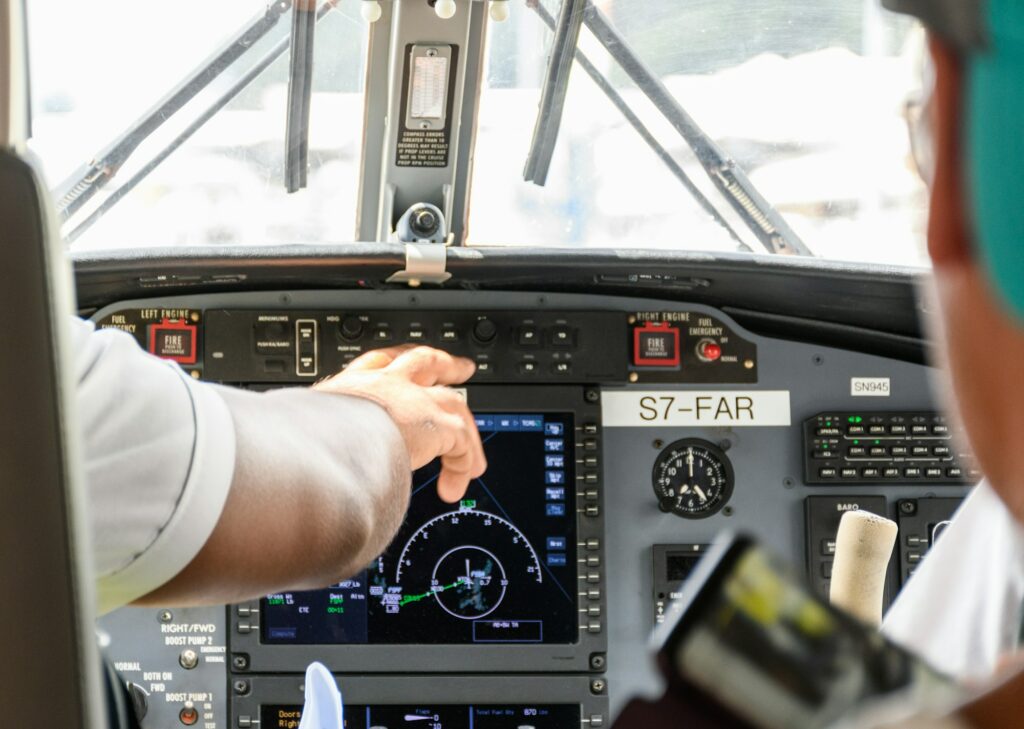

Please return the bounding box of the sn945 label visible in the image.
[602,391,791,427]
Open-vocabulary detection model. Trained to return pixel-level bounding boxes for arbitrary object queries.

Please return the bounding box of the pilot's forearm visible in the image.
[135,386,411,606]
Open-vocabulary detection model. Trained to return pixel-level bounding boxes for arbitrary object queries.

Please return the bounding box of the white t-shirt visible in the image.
[72,317,236,614]
[882,481,1024,679]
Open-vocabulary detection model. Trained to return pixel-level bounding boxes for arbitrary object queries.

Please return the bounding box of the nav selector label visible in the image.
[602,390,792,427]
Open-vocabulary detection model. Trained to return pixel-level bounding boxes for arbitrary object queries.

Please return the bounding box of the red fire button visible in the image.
[148,318,198,365]
[633,322,681,367]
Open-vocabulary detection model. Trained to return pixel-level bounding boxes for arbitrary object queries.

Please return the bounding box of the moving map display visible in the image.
[261,413,579,645]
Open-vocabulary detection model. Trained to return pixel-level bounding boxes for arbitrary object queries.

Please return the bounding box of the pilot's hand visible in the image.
[314,345,486,503]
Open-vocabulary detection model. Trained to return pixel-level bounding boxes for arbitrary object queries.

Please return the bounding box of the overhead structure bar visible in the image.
[357,0,490,245]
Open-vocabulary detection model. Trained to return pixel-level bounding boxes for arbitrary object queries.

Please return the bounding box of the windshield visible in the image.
[27,0,926,266]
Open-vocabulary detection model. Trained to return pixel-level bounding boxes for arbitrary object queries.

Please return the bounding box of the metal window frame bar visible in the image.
[0,0,28,150]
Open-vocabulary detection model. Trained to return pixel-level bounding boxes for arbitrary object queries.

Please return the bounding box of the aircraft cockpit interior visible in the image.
[4,1,1017,727]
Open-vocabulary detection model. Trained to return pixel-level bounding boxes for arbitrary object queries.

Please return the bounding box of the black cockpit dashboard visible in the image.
[76,246,971,729]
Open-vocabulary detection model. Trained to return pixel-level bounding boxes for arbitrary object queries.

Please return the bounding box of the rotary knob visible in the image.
[472,318,498,344]
[339,315,364,341]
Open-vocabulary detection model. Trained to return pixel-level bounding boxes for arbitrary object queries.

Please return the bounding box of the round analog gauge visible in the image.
[395,509,541,619]
[652,439,734,518]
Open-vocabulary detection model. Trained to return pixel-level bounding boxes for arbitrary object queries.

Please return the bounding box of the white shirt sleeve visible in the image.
[881,481,1024,679]
[71,317,236,614]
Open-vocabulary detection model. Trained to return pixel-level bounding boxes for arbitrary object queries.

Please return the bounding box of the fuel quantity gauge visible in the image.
[652,439,734,519]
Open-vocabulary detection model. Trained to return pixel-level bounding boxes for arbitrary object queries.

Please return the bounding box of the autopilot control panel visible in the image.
[91,290,976,727]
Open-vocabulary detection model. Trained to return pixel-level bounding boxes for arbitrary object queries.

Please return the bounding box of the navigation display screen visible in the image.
[261,413,578,645]
[261,704,580,729]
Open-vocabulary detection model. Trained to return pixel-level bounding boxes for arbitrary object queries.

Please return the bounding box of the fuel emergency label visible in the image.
[602,390,791,427]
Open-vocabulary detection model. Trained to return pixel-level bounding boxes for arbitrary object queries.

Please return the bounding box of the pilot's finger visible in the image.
[437,429,476,503]
[440,388,487,476]
[386,346,476,387]
[432,389,486,503]
[343,345,414,373]
[458,399,487,482]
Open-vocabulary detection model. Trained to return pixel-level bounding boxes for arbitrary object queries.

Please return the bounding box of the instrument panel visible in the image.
[234,387,605,675]
[91,289,975,728]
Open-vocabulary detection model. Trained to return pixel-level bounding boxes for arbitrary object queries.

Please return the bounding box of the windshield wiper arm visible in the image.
[53,0,294,222]
[527,1,751,253]
[523,0,586,185]
[580,3,813,256]
[63,1,340,243]
[285,0,318,193]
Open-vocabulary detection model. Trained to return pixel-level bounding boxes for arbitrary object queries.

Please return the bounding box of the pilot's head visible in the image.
[885,0,1024,520]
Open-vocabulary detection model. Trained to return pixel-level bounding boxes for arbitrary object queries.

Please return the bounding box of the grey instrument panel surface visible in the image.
[90,290,966,719]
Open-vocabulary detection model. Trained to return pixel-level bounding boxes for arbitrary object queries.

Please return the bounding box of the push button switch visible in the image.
[474,360,495,376]
[550,325,575,347]
[295,320,318,377]
[518,326,540,346]
[633,322,680,367]
[149,319,199,365]
[254,319,291,354]
[518,361,538,375]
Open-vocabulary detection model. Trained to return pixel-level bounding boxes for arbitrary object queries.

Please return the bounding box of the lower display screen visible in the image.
[261,413,579,644]
[261,704,580,729]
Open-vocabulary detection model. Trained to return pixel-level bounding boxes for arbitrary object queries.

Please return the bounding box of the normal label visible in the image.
[602,390,791,427]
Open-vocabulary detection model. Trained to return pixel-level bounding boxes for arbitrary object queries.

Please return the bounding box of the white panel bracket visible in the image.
[386,243,452,286]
